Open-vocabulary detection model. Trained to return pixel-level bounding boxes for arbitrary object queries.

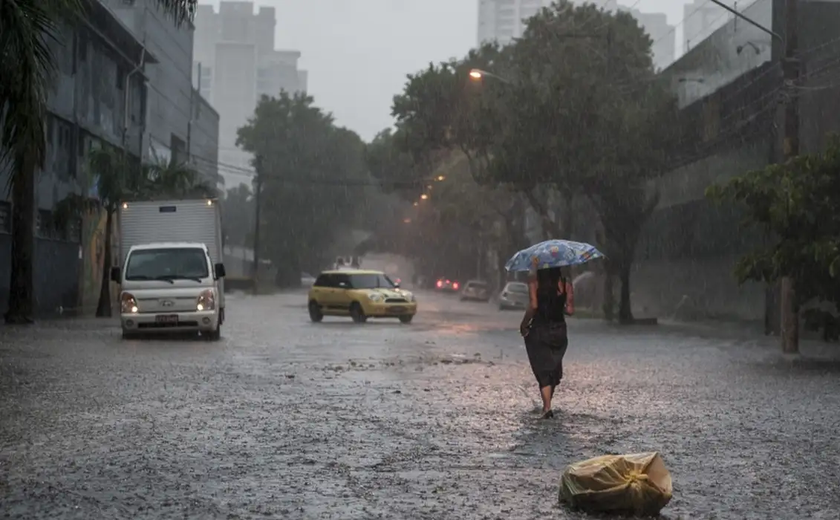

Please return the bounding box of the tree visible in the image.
[706,135,840,352]
[221,184,254,248]
[389,2,678,322]
[53,147,212,317]
[1,0,198,323]
[236,92,368,286]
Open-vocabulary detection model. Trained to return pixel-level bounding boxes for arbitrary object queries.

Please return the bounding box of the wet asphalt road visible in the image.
[2,290,840,519]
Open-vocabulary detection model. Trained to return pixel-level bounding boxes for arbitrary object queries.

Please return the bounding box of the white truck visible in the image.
[110,199,227,340]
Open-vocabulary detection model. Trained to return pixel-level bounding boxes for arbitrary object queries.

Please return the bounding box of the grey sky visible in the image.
[201,1,701,142]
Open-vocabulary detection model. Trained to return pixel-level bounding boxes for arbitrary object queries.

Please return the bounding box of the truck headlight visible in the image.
[121,293,138,313]
[197,289,216,311]
[368,293,384,303]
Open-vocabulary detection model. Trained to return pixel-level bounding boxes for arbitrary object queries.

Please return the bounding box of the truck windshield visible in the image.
[125,248,209,281]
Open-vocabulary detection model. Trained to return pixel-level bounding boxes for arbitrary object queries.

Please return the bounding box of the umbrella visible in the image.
[505,239,604,272]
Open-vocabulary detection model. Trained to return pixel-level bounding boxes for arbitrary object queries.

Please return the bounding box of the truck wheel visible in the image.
[350,302,367,323]
[206,324,221,341]
[309,301,324,322]
[399,315,413,324]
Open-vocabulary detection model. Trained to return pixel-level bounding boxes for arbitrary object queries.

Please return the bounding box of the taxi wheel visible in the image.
[399,315,413,324]
[350,302,367,323]
[309,301,324,322]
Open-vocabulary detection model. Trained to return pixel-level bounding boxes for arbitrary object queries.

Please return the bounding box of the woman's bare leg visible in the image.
[540,385,552,413]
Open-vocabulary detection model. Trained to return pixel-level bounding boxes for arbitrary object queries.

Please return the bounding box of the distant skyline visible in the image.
[198,1,720,142]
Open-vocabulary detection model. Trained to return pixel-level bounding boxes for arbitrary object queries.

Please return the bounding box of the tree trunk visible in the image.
[603,264,614,322]
[780,276,798,353]
[95,210,114,317]
[523,189,562,238]
[561,191,575,239]
[618,260,634,324]
[5,157,36,324]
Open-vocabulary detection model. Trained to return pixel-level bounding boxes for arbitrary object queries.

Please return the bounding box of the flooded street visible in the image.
[2,291,840,519]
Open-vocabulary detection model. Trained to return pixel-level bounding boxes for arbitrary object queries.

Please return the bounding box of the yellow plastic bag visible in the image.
[559,452,673,516]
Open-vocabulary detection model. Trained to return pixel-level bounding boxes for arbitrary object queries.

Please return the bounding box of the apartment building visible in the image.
[193,1,307,184]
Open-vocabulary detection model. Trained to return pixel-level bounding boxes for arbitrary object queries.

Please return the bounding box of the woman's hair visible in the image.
[536,266,565,290]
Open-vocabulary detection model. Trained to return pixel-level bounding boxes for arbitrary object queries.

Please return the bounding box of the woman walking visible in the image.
[520,259,574,419]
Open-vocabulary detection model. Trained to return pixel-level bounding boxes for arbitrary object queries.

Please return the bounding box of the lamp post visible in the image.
[468,68,512,84]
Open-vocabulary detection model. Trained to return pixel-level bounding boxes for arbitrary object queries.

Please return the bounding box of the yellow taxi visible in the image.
[307,269,418,324]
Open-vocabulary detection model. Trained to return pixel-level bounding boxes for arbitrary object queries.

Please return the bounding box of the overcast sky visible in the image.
[200,1,707,142]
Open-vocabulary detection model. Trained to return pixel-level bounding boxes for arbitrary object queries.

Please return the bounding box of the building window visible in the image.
[0,201,10,234]
[36,210,52,239]
[66,218,82,243]
[37,208,81,242]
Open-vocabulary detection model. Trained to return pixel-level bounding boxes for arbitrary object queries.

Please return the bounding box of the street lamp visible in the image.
[420,194,429,200]
[436,175,445,181]
[468,68,512,84]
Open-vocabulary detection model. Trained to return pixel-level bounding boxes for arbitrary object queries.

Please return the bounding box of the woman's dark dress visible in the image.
[525,282,569,388]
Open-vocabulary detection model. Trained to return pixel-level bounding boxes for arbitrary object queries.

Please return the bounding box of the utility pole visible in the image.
[780,0,800,353]
[252,155,263,295]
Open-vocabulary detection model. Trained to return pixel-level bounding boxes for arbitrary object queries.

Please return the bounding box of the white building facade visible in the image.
[193,1,307,186]
[620,8,675,71]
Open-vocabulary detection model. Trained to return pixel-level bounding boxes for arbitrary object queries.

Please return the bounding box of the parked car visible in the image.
[435,278,461,293]
[308,269,417,324]
[498,281,529,310]
[460,280,491,302]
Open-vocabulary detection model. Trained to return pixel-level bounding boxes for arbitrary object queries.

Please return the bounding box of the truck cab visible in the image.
[112,242,225,339]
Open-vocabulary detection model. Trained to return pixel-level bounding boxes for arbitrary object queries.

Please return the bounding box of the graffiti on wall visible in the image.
[80,208,119,314]
[80,209,106,313]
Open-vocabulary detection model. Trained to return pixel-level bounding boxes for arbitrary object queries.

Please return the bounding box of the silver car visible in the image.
[498,281,529,310]
[460,280,490,302]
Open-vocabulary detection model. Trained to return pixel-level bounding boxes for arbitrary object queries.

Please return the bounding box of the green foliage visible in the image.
[706,135,840,309]
[386,1,679,320]
[221,183,254,248]
[236,92,371,284]
[52,147,213,225]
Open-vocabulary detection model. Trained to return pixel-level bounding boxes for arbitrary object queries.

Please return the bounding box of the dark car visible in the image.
[460,280,490,302]
[435,277,461,293]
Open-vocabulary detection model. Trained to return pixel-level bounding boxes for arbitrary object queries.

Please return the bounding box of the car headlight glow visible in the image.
[368,293,384,302]
[121,293,138,314]
[196,289,216,311]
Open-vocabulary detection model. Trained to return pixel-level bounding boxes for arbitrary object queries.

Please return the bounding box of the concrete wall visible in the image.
[189,90,220,185]
[107,0,194,164]
[629,1,840,325]
[661,0,771,109]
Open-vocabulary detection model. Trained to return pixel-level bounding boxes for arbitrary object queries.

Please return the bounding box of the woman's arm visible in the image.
[564,281,575,316]
[520,279,538,335]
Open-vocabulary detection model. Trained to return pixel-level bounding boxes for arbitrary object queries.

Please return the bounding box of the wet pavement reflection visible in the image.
[2,290,840,518]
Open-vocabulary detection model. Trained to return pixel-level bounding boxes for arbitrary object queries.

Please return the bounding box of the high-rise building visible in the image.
[477,0,549,46]
[621,8,675,71]
[477,0,654,49]
[193,1,306,183]
[683,0,729,52]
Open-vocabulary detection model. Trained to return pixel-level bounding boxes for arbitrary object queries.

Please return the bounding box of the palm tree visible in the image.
[144,156,217,200]
[53,147,214,317]
[1,0,198,323]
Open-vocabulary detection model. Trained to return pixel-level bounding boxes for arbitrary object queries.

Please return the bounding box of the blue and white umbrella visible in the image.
[504,239,604,272]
